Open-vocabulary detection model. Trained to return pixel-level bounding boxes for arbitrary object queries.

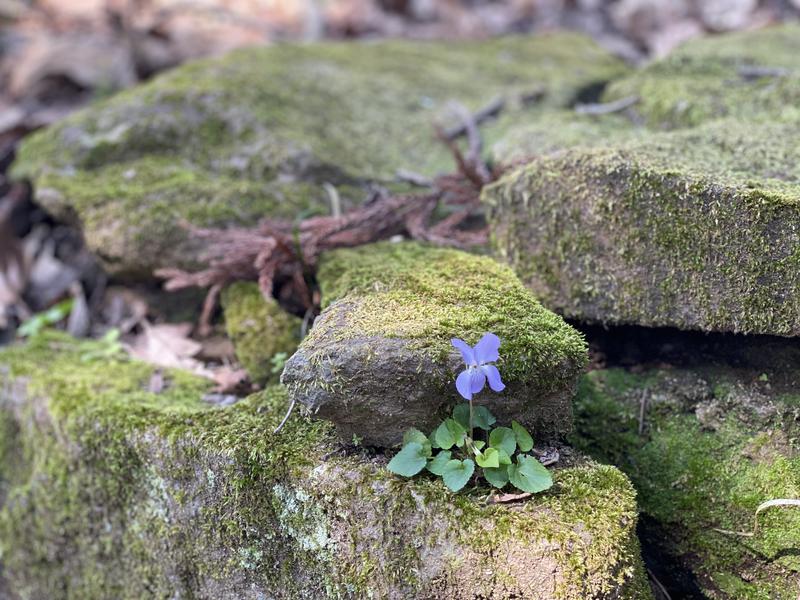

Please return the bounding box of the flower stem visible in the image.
[469,398,474,442]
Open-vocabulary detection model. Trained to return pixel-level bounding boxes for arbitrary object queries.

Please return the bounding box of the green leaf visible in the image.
[427,451,452,475]
[484,465,510,488]
[473,440,486,451]
[442,459,475,492]
[433,418,466,450]
[403,428,432,456]
[511,420,534,453]
[475,447,500,468]
[387,442,428,477]
[497,447,513,465]
[452,404,470,429]
[453,404,496,431]
[489,427,516,456]
[508,455,553,494]
[17,298,74,338]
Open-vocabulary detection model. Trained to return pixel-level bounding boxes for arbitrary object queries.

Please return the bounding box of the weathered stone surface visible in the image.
[222,282,302,384]
[0,333,650,599]
[485,116,800,336]
[604,24,800,129]
[281,242,587,448]
[10,34,627,278]
[570,347,800,599]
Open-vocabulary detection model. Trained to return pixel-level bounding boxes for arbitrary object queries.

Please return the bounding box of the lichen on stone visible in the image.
[0,333,649,598]
[221,282,302,384]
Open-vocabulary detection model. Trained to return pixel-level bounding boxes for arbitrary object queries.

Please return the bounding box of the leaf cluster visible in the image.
[387,405,553,493]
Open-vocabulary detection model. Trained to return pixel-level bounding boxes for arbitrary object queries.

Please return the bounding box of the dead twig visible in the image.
[443,97,505,141]
[646,567,672,600]
[575,95,639,116]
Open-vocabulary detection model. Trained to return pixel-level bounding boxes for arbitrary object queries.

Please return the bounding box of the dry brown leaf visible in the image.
[210,365,251,394]
[489,491,533,504]
[126,321,212,377]
[7,33,136,101]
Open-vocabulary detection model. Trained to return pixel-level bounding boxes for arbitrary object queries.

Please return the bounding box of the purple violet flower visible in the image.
[451,332,505,401]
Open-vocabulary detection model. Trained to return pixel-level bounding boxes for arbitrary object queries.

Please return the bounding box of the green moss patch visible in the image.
[603,24,800,129]
[485,115,800,335]
[222,282,302,384]
[316,242,587,385]
[571,366,800,599]
[0,333,648,598]
[11,34,627,277]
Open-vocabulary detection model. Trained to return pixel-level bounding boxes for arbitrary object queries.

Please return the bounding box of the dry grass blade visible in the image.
[713,498,800,538]
[753,499,800,533]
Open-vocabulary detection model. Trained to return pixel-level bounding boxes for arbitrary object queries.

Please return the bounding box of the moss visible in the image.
[570,366,800,599]
[490,110,644,164]
[0,333,648,598]
[603,24,800,129]
[484,115,800,336]
[32,156,335,277]
[315,242,587,390]
[11,35,627,276]
[221,282,302,384]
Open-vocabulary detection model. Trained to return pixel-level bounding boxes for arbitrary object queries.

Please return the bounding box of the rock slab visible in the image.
[485,116,800,336]
[282,242,587,447]
[0,333,650,599]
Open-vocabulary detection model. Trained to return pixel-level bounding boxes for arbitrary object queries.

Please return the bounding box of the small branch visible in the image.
[443,97,505,141]
[738,66,789,81]
[395,169,433,188]
[575,95,639,116]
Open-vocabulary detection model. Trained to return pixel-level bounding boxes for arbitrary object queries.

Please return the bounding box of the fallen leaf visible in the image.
[489,492,533,504]
[210,365,251,394]
[126,321,211,377]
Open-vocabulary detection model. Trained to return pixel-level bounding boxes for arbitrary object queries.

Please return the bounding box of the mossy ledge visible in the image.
[10,34,626,277]
[282,242,587,447]
[571,363,800,599]
[222,282,302,385]
[0,333,649,599]
[603,23,800,129]
[485,116,800,336]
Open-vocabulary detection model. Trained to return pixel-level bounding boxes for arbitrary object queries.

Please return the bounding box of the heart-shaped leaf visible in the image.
[484,464,510,489]
[489,426,516,456]
[442,459,475,492]
[387,442,428,477]
[403,428,432,456]
[497,447,513,465]
[452,404,497,431]
[508,455,552,494]
[427,450,452,476]
[511,421,534,453]
[433,418,467,450]
[475,447,500,468]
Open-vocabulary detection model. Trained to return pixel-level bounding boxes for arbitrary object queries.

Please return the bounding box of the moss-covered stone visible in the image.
[282,241,587,447]
[10,34,627,278]
[490,110,644,165]
[603,24,800,129]
[484,115,800,336]
[570,360,800,599]
[221,282,302,384]
[0,333,649,598]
